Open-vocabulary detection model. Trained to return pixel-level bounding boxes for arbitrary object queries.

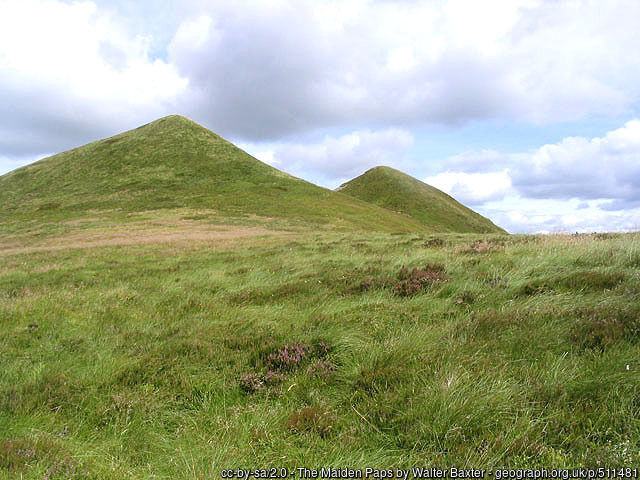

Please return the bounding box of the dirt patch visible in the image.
[62,217,101,226]
[0,225,291,256]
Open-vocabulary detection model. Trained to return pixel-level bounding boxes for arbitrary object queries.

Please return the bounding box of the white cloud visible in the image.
[3,0,640,150]
[0,0,188,155]
[240,128,413,187]
[424,171,513,205]
[511,119,640,205]
[430,119,640,232]
[439,119,640,208]
[484,198,640,234]
[164,0,640,139]
[171,15,213,50]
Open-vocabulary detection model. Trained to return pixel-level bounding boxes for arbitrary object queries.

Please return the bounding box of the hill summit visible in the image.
[338,166,505,233]
[0,116,426,233]
[0,116,504,234]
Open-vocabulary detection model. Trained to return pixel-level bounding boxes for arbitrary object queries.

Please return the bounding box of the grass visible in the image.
[338,166,505,233]
[2,228,640,477]
[0,116,434,237]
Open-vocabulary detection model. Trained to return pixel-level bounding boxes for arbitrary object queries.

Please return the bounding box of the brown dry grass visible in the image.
[0,223,290,256]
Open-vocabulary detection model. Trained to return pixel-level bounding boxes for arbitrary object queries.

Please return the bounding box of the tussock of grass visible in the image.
[286,405,336,438]
[0,435,92,478]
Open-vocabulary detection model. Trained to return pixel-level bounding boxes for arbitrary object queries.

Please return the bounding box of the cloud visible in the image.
[438,150,515,174]
[239,128,413,187]
[484,200,640,234]
[3,0,640,152]
[511,120,640,206]
[438,119,640,209]
[0,0,188,156]
[164,0,640,139]
[424,171,513,205]
[424,119,640,232]
[600,199,640,212]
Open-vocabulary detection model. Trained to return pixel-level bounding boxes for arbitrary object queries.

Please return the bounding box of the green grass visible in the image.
[338,166,505,233]
[0,118,635,475]
[0,116,434,236]
[2,231,640,477]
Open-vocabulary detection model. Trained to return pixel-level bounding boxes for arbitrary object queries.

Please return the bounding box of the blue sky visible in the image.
[1,0,640,233]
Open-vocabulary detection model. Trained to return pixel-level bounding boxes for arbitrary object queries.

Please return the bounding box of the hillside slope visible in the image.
[338,166,505,233]
[0,116,426,233]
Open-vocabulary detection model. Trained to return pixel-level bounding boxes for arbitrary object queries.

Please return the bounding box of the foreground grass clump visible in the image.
[1,229,640,477]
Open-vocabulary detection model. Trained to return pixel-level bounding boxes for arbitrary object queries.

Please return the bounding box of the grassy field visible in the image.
[2,224,639,478]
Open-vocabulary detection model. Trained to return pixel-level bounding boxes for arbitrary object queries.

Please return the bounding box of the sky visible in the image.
[1,0,640,233]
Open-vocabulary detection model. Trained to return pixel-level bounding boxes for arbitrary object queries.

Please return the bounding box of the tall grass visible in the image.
[1,231,639,478]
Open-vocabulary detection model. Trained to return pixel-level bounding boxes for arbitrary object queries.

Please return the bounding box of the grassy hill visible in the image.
[0,116,428,234]
[338,166,505,233]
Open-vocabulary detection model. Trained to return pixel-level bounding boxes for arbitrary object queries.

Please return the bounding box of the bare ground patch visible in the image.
[0,224,291,256]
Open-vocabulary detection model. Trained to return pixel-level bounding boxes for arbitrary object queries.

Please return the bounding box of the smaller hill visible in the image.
[337,166,505,233]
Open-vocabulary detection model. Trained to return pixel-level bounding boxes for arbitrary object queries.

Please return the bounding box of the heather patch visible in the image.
[344,276,390,295]
[240,341,333,393]
[307,360,336,378]
[570,304,640,351]
[345,263,448,297]
[0,436,91,478]
[239,373,265,393]
[423,237,447,248]
[456,239,504,254]
[393,263,448,297]
[264,343,313,372]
